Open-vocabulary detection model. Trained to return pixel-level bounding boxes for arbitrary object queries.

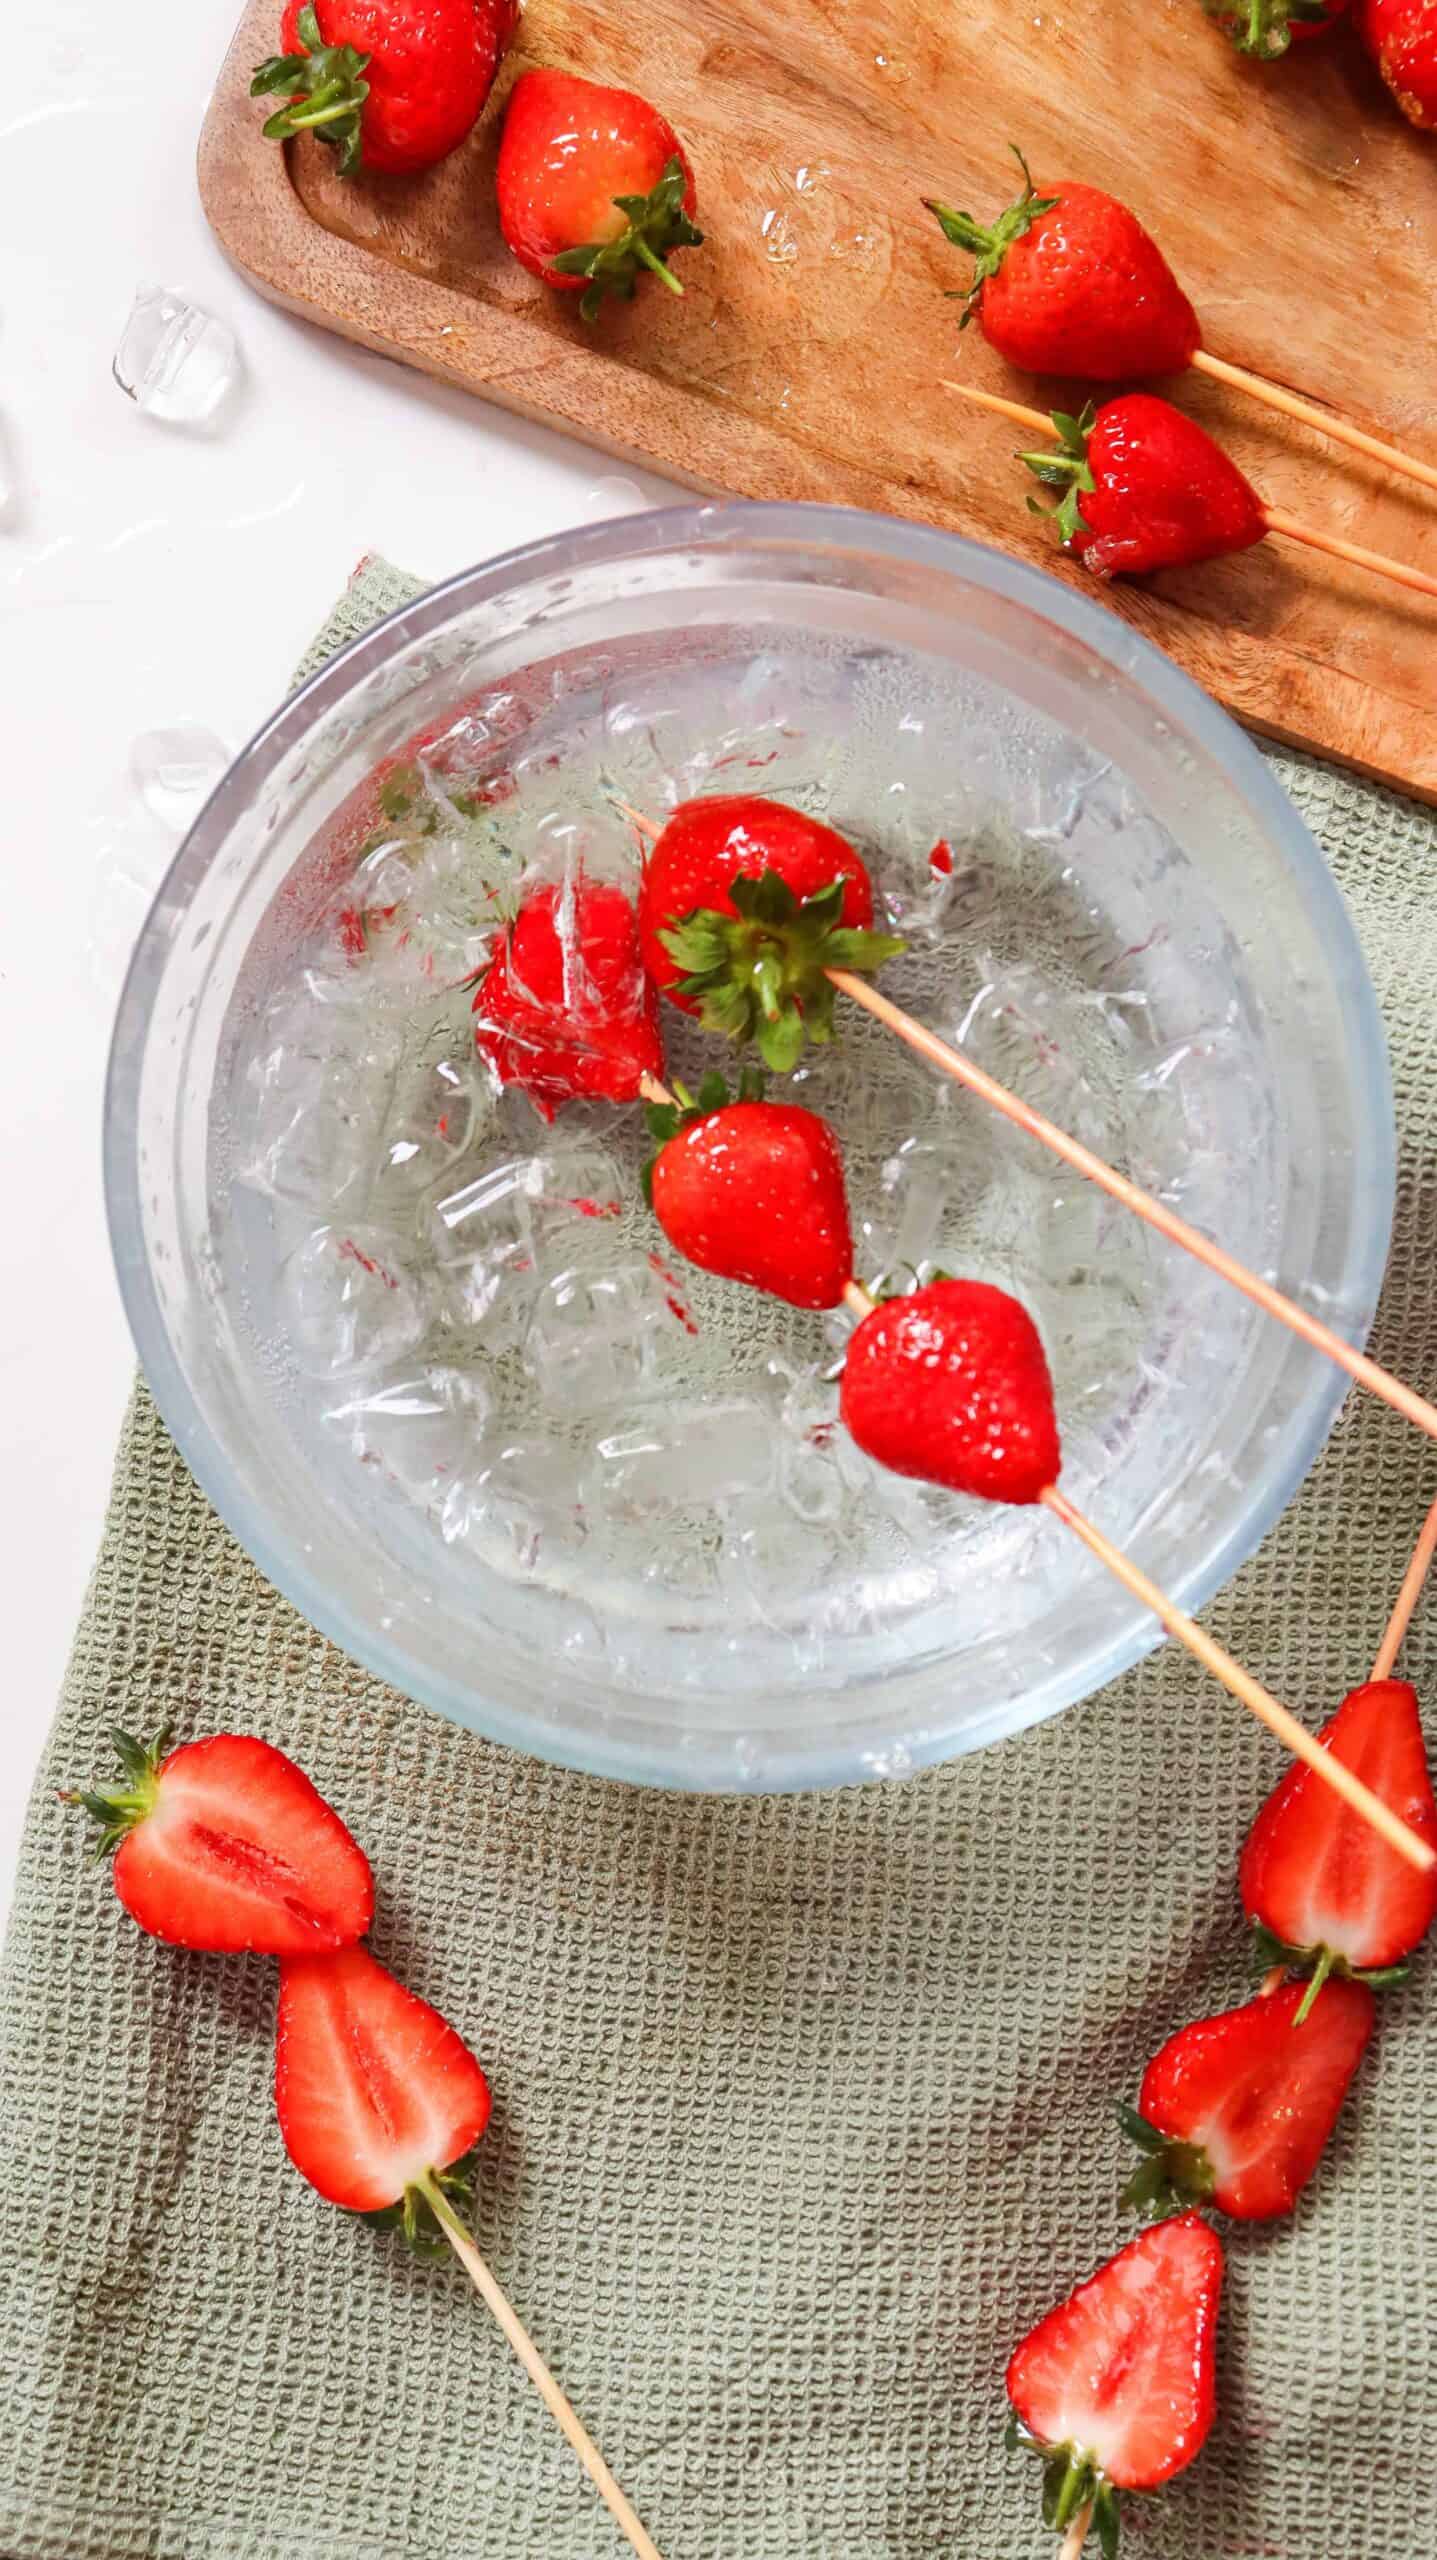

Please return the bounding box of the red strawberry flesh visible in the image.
[839,1278,1060,1505]
[276,1945,492,2212]
[1239,1677,1437,1971]
[473,877,664,1118]
[1132,1976,1374,2220]
[1007,2214,1222,2491]
[651,1100,853,1309]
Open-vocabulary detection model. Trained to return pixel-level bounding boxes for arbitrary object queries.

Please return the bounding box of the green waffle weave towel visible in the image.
[1,555,1435,2560]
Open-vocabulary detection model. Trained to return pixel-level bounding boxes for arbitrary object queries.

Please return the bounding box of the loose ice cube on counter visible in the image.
[281,1226,429,1380]
[130,727,231,832]
[112,287,242,429]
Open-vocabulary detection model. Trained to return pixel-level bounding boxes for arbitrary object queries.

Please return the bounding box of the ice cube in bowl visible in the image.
[104,503,1393,1790]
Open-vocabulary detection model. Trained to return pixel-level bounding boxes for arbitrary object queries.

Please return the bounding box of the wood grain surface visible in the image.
[199,0,1437,797]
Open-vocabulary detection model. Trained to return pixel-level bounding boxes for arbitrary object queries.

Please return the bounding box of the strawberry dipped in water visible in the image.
[1119,1976,1374,2223]
[1205,0,1349,55]
[1006,2215,1223,2552]
[638,795,904,1071]
[840,1278,1061,1505]
[1239,1678,1437,2018]
[251,0,511,176]
[472,876,665,1120]
[644,1069,854,1310]
[496,70,702,320]
[1020,395,1268,580]
[64,1729,373,1955]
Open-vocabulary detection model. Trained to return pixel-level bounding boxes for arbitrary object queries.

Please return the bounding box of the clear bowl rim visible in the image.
[103,498,1396,1793]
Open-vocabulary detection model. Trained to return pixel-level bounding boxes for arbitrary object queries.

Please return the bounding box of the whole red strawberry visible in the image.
[1022,394,1269,579]
[472,877,665,1120]
[1359,0,1437,125]
[276,1944,491,2217]
[65,1728,373,1955]
[251,0,509,176]
[497,70,702,319]
[1120,1975,1374,2222]
[1240,1677,1437,2012]
[1205,0,1349,52]
[639,795,903,1071]
[1007,2215,1223,2547]
[925,150,1201,378]
[839,1278,1061,1505]
[645,1072,853,1309]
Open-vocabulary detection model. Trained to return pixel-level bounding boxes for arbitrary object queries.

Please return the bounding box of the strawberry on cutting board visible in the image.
[1240,1677,1437,2010]
[65,1729,373,1955]
[839,1278,1062,1505]
[276,1944,492,2222]
[638,795,903,1070]
[497,70,703,320]
[925,150,1201,379]
[1359,0,1437,127]
[251,0,511,176]
[644,1071,854,1309]
[1020,395,1269,579]
[472,877,665,1118]
[1205,0,1350,54]
[1120,1976,1374,2221]
[1007,2215,1223,2551]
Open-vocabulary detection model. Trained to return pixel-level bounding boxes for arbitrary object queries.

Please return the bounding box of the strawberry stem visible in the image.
[632,238,684,296]
[924,145,1060,324]
[1292,1946,1334,2028]
[60,1727,169,1859]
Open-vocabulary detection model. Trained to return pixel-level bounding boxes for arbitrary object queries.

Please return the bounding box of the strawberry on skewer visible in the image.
[472,877,666,1119]
[924,148,1437,498]
[496,70,702,321]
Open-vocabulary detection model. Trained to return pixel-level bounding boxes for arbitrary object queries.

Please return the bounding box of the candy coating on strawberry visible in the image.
[472,878,664,1119]
[1007,2214,1222,2503]
[928,156,1201,380]
[1124,1976,1374,2221]
[1359,0,1437,125]
[649,1091,853,1309]
[497,71,701,317]
[1025,395,1268,579]
[70,1729,373,1955]
[839,1279,1060,1505]
[254,0,507,177]
[1240,1677,1437,1974]
[276,1945,492,2212]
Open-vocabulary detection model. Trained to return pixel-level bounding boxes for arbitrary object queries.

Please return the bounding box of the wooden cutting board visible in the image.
[200,0,1437,799]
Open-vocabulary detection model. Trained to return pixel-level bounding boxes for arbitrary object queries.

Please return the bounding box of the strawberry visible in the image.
[496,70,703,320]
[251,0,510,176]
[1205,0,1349,53]
[644,1070,854,1309]
[276,1945,492,2222]
[1359,0,1437,127]
[1119,1976,1374,2223]
[1007,2215,1223,2550]
[1021,395,1268,579]
[1239,1677,1437,2015]
[638,795,903,1072]
[926,150,1201,379]
[472,877,665,1120]
[839,1278,1061,1505]
[65,1728,372,1956]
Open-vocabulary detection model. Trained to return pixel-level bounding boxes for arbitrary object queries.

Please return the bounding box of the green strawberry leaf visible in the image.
[251,3,371,176]
[550,157,704,322]
[923,146,1060,325]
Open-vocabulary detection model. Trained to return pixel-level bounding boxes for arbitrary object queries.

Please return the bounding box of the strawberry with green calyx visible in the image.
[497,70,702,322]
[644,1069,855,1310]
[1205,0,1349,55]
[1118,1975,1375,2223]
[251,0,507,178]
[1020,393,1269,580]
[639,794,904,1073]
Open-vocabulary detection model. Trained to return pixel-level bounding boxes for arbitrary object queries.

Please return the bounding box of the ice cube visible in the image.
[429,1156,544,1353]
[130,726,231,832]
[455,1433,584,1571]
[240,1024,400,1217]
[371,1053,489,1214]
[325,1366,490,1508]
[354,832,502,1000]
[280,1225,428,1380]
[525,1259,679,1416]
[588,1399,775,1520]
[528,1139,628,1250]
[112,287,241,429]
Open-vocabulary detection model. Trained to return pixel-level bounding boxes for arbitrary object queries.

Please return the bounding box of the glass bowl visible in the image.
[104,502,1393,1791]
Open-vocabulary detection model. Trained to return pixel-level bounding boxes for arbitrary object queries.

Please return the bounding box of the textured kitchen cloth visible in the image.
[2,557,1435,2560]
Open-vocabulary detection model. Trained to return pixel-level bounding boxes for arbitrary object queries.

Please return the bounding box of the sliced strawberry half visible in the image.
[276,1945,492,2226]
[66,1729,373,1955]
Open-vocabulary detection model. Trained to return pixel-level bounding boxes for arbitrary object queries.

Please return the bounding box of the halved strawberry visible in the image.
[1240,1677,1437,2016]
[276,1946,492,2228]
[1120,1976,1374,2222]
[1007,2215,1223,2551]
[66,1729,372,1955]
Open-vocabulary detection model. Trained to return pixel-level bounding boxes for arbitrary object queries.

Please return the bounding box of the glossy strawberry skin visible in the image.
[1008,2215,1223,2492]
[104,1734,373,1956]
[1075,394,1268,578]
[276,1946,492,2212]
[651,1101,853,1309]
[639,797,875,1011]
[472,879,664,1119]
[979,181,1200,379]
[278,0,506,173]
[1135,1977,1374,2220]
[1359,0,1437,125]
[1240,1678,1437,1970]
[497,69,696,287]
[839,1279,1061,1505]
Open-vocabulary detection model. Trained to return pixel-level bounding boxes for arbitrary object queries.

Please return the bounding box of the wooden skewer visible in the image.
[1190,346,1437,502]
[621,799,1437,1446]
[1059,2504,1094,2560]
[1371,1492,1437,1682]
[416,2172,664,2560]
[943,381,1437,602]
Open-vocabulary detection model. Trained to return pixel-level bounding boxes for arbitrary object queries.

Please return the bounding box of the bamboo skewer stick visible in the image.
[1371,1493,1437,1682]
[1058,2503,1095,2560]
[943,380,1437,602]
[1189,347,1437,500]
[416,2173,665,2560]
[620,798,1437,1446]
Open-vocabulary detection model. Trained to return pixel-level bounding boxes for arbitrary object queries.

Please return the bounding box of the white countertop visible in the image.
[0,0,678,1913]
